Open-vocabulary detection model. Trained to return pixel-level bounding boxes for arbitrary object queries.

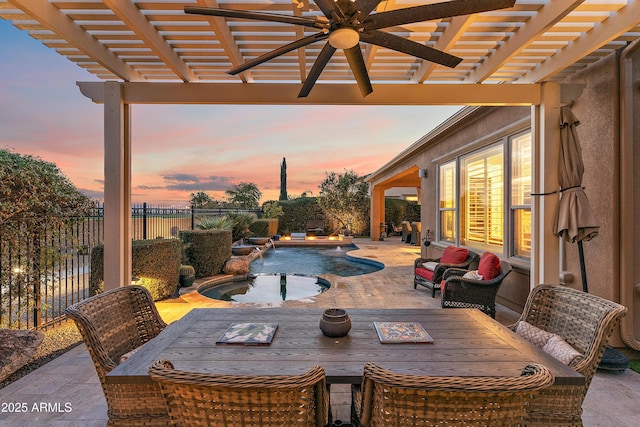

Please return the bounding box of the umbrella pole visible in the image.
[578,240,588,293]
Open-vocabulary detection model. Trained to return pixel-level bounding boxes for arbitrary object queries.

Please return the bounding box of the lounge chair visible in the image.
[440,252,512,318]
[414,246,478,297]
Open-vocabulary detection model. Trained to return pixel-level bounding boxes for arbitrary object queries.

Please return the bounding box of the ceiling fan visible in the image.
[185,0,516,97]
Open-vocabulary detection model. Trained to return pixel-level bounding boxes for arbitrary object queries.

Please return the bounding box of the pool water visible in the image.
[200,274,329,303]
[250,245,383,277]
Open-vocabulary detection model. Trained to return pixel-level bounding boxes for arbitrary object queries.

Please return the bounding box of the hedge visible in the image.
[249,218,278,237]
[179,229,232,278]
[277,197,325,235]
[89,239,181,300]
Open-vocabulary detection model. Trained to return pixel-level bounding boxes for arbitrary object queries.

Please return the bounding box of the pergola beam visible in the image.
[103,0,198,82]
[77,82,542,105]
[465,0,584,83]
[8,0,144,81]
[519,0,640,83]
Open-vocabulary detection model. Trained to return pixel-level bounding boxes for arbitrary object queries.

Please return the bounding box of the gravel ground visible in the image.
[0,320,82,389]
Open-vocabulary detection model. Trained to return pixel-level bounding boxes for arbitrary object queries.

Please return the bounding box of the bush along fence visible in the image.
[1,203,260,330]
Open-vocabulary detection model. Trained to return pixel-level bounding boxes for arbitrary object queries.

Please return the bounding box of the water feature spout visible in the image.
[253,247,263,263]
[268,238,276,250]
[336,246,342,251]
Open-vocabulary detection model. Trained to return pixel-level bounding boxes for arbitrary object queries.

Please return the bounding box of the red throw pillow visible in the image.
[415,267,434,281]
[440,246,469,264]
[478,252,501,280]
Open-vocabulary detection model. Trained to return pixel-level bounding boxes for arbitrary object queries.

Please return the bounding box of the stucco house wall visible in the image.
[416,107,531,313]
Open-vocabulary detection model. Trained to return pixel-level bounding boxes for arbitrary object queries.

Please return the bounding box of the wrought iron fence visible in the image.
[1,204,261,330]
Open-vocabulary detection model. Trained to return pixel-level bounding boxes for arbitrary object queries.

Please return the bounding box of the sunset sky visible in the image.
[0,19,461,205]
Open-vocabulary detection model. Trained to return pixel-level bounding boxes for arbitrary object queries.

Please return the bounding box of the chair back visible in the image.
[355,362,554,427]
[149,360,329,427]
[64,285,169,425]
[65,285,167,377]
[514,284,627,386]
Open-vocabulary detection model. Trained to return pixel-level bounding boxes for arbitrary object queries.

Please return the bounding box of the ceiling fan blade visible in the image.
[344,46,373,97]
[299,42,337,98]
[184,6,328,30]
[360,30,462,68]
[354,0,383,20]
[363,0,516,31]
[313,0,339,18]
[228,32,328,75]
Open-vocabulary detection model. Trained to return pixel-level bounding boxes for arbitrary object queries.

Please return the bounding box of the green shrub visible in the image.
[89,239,181,300]
[249,218,278,237]
[179,229,232,278]
[278,198,325,235]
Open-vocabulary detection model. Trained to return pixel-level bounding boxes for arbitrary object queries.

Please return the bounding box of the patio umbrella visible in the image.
[553,106,599,292]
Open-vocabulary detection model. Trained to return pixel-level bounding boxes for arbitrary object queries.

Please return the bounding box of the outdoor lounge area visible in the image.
[1,238,639,426]
[2,1,640,426]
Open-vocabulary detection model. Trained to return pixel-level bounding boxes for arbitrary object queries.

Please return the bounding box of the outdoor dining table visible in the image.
[106,308,583,386]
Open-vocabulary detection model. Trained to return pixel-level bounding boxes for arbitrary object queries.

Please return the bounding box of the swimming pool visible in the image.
[200,274,330,303]
[250,245,383,277]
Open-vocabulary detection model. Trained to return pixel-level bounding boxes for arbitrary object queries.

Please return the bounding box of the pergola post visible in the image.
[530,82,561,288]
[371,185,385,241]
[103,82,132,290]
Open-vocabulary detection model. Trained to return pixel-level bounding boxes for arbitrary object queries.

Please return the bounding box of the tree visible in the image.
[279,157,288,201]
[317,170,370,236]
[225,182,262,209]
[0,149,92,229]
[1,149,92,326]
[262,200,284,219]
[190,191,213,208]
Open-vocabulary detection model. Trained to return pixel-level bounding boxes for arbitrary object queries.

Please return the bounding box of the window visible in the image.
[438,161,456,242]
[511,132,532,257]
[461,145,504,251]
[436,130,532,259]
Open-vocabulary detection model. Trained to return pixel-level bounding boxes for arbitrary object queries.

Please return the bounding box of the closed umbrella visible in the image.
[553,106,599,292]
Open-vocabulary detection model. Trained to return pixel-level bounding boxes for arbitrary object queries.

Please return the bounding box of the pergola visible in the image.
[2,0,639,291]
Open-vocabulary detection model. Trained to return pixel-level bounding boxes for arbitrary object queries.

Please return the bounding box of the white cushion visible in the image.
[462,270,483,280]
[515,321,554,349]
[422,261,439,271]
[542,334,583,365]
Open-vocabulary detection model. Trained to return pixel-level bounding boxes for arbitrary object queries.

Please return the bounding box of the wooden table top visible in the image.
[107,308,583,386]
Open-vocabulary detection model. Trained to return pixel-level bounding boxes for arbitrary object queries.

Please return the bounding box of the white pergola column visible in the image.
[530,82,561,288]
[103,82,132,290]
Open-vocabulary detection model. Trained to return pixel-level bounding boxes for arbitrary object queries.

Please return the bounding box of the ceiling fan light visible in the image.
[329,28,360,49]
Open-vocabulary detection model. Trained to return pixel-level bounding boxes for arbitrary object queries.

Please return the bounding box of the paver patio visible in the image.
[1,237,638,426]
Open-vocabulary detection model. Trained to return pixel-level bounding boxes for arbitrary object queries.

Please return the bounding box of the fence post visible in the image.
[142,202,148,240]
[191,204,195,230]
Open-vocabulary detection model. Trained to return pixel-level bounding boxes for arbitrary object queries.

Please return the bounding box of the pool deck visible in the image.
[1,237,639,426]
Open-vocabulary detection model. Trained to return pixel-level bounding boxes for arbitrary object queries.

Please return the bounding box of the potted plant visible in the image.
[178,265,195,288]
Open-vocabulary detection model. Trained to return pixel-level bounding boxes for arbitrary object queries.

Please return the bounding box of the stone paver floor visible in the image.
[1,237,638,426]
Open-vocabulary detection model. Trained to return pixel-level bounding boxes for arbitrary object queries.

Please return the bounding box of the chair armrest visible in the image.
[442,268,468,280]
[414,257,440,268]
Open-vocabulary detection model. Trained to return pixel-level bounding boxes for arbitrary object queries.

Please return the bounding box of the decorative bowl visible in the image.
[319,308,351,337]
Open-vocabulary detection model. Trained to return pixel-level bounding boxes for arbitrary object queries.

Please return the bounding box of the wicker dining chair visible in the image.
[64,285,170,426]
[351,362,554,427]
[508,284,627,427]
[149,359,330,427]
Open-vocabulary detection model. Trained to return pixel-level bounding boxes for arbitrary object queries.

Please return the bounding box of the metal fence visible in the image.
[1,204,260,330]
